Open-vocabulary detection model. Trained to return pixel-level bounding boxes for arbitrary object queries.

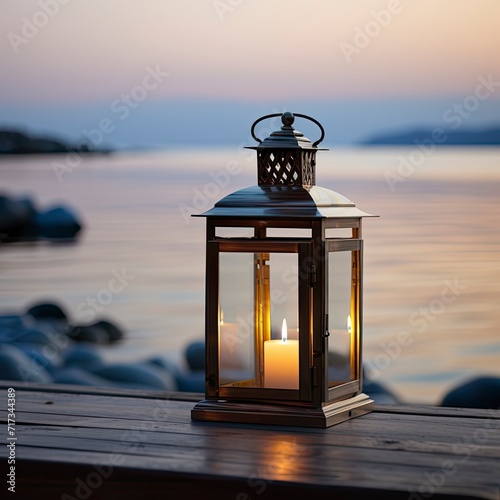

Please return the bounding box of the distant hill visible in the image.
[0,129,112,155]
[362,126,500,146]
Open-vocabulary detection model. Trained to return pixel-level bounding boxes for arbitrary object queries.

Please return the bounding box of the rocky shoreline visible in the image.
[0,301,204,393]
[0,129,112,155]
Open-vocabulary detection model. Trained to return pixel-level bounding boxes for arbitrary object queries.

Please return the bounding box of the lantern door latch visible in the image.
[323,313,330,337]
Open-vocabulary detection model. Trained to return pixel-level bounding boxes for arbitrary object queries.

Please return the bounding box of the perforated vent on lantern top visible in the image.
[246,112,326,188]
[257,150,316,186]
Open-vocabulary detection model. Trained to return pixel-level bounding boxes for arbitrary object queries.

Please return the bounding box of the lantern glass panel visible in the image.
[218,251,299,390]
[327,250,358,387]
[219,252,255,386]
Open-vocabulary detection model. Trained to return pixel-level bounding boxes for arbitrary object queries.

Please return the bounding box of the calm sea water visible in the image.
[1,147,499,404]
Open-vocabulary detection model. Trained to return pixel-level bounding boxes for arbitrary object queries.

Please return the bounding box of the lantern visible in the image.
[191,112,376,427]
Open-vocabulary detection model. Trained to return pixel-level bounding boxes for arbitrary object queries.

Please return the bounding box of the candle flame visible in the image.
[347,315,352,334]
[281,318,287,342]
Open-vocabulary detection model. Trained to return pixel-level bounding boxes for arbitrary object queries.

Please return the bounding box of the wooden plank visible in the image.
[6,389,499,425]
[15,418,497,467]
[377,404,500,420]
[14,424,500,459]
[5,403,500,448]
[4,412,500,459]
[3,383,499,419]
[10,419,500,497]
[4,383,498,419]
[15,447,499,500]
[14,457,492,500]
[1,388,499,499]
[0,381,202,402]
[6,391,195,424]
[15,430,499,485]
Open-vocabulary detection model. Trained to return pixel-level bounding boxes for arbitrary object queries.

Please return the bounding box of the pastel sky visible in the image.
[2,0,500,105]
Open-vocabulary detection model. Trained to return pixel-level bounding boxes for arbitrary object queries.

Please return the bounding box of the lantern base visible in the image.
[191,393,373,428]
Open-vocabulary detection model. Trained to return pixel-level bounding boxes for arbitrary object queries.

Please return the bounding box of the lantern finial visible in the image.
[281,112,295,127]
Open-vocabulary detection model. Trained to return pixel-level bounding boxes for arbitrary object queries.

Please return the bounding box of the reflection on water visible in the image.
[1,148,499,404]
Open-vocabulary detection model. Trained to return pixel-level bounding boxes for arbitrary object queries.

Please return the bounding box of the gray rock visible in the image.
[12,342,63,374]
[0,194,34,232]
[35,206,82,240]
[64,344,103,367]
[66,324,110,344]
[185,341,205,371]
[0,343,52,383]
[175,371,204,393]
[441,376,500,409]
[67,320,124,344]
[26,302,68,322]
[0,315,25,329]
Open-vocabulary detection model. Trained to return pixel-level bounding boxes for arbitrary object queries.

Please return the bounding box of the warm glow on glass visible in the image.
[347,315,352,334]
[219,309,242,373]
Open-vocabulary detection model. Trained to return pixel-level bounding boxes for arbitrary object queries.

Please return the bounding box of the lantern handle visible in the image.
[250,112,325,147]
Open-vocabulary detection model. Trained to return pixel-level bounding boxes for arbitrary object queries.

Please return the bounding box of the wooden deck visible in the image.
[1,382,499,499]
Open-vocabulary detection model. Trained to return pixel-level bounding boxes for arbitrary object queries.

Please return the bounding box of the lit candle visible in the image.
[264,318,299,389]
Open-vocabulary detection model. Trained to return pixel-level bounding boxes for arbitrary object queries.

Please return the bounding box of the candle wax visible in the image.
[264,339,299,389]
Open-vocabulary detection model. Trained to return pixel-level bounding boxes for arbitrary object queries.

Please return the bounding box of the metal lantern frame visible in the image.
[192,112,375,428]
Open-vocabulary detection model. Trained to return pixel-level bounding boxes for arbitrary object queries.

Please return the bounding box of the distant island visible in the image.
[0,129,112,155]
[361,126,500,146]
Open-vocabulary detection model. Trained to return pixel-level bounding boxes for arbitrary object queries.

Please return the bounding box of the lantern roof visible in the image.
[196,112,375,219]
[198,185,373,219]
